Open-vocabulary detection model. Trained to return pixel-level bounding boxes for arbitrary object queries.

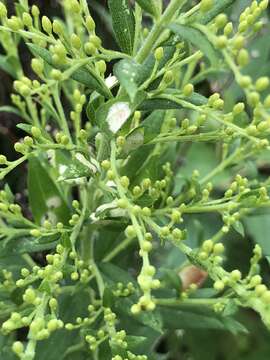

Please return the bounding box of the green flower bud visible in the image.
[213,280,225,291]
[70,0,81,13]
[14,142,26,154]
[260,0,269,10]
[154,47,164,61]
[89,34,102,48]
[183,83,194,97]
[230,269,242,282]
[7,16,22,31]
[85,15,95,32]
[31,5,40,18]
[0,3,7,18]
[84,42,96,55]
[22,12,33,27]
[248,92,260,107]
[255,77,269,92]
[237,49,249,67]
[30,229,41,237]
[163,70,173,84]
[202,239,214,252]
[71,33,81,49]
[213,243,225,255]
[238,20,248,33]
[42,16,52,34]
[250,275,262,287]
[53,20,64,35]
[0,154,7,165]
[224,22,233,36]
[24,136,34,147]
[216,35,228,49]
[31,58,44,76]
[31,126,41,138]
[255,284,267,296]
[239,75,252,88]
[215,14,228,28]
[233,102,245,115]
[233,35,245,50]
[125,225,136,238]
[50,69,62,81]
[23,288,36,303]
[117,198,128,209]
[97,60,106,75]
[12,341,24,355]
[200,0,214,12]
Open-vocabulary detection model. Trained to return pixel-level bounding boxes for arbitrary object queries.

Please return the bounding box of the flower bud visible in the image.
[0,3,7,18]
[200,0,213,12]
[31,58,44,76]
[183,83,194,97]
[71,33,81,49]
[256,77,269,92]
[22,12,33,27]
[237,49,249,67]
[154,47,164,61]
[42,16,52,34]
[85,15,95,32]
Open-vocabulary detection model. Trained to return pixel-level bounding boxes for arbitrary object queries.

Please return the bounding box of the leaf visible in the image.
[141,110,165,143]
[0,106,21,117]
[108,0,135,55]
[200,0,235,25]
[122,127,144,153]
[0,55,18,78]
[135,0,158,17]
[232,221,245,237]
[27,43,112,98]
[160,308,247,333]
[139,92,207,111]
[0,234,60,257]
[28,157,70,225]
[160,268,182,292]
[169,23,219,66]
[244,214,270,256]
[114,59,142,102]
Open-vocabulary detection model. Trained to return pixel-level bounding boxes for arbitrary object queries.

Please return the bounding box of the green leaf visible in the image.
[200,0,235,25]
[160,308,247,333]
[232,221,245,237]
[141,110,165,143]
[244,214,270,255]
[160,268,182,292]
[135,0,158,17]
[108,0,135,55]
[28,157,70,225]
[0,106,21,117]
[114,59,142,102]
[169,23,219,66]
[0,234,60,257]
[140,92,207,111]
[0,55,18,78]
[27,43,112,98]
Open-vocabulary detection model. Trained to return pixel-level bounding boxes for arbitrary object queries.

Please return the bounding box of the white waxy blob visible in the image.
[107,102,131,134]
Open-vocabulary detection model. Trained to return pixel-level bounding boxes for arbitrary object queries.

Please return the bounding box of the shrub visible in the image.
[0,0,270,359]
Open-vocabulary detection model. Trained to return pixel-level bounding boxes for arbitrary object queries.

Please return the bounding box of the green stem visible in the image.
[135,0,187,63]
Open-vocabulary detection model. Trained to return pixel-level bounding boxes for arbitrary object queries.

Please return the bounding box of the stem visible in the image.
[135,0,187,63]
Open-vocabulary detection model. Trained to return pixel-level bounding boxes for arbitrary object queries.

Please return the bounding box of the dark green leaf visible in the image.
[169,23,220,66]
[108,0,135,55]
[114,59,142,102]
[244,214,270,255]
[28,157,70,225]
